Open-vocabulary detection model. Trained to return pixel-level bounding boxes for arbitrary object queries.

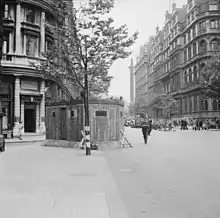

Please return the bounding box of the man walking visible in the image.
[141,117,149,144]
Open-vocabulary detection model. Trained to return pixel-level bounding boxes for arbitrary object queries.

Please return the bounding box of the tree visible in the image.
[201,53,220,98]
[39,0,138,154]
[150,94,178,120]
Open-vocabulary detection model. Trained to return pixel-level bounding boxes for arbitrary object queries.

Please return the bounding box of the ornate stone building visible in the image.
[181,0,220,119]
[0,0,72,137]
[133,0,220,121]
[133,45,148,113]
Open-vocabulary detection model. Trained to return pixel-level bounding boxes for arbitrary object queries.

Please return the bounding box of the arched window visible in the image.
[194,96,197,112]
[193,66,197,81]
[189,97,192,112]
[189,69,192,83]
[184,71,187,85]
[210,38,220,51]
[26,9,35,23]
[213,99,218,110]
[200,100,204,111]
[204,99,208,111]
[200,40,207,53]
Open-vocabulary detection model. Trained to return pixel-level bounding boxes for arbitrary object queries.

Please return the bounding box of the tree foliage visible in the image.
[150,94,178,118]
[201,53,220,98]
[40,0,138,96]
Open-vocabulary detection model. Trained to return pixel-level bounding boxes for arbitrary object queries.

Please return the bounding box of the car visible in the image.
[0,134,5,152]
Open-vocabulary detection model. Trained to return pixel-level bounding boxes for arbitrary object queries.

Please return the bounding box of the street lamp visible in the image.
[80,71,91,156]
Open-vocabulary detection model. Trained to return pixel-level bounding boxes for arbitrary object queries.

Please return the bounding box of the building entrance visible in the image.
[24,105,36,133]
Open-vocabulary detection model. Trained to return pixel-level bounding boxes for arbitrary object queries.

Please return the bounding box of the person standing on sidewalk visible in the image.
[18,121,24,140]
[141,117,150,144]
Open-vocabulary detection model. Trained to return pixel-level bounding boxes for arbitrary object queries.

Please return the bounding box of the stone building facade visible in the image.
[0,0,71,137]
[133,0,220,121]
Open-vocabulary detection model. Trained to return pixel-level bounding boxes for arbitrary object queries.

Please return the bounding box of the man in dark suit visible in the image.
[141,117,150,144]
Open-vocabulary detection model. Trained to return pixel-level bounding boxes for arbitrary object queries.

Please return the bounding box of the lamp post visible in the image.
[80,71,91,156]
[84,71,91,155]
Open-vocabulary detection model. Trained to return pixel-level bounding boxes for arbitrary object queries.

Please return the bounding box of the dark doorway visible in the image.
[60,108,66,140]
[24,108,36,132]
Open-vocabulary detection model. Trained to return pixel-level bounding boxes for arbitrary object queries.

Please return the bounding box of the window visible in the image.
[184,71,187,84]
[26,9,35,23]
[26,35,38,56]
[184,50,187,62]
[188,31,191,41]
[193,43,197,56]
[204,99,208,111]
[213,100,218,110]
[200,40,207,53]
[189,69,192,83]
[192,26,196,38]
[199,21,206,30]
[210,38,220,51]
[194,96,197,112]
[210,20,219,29]
[4,4,8,18]
[184,35,186,45]
[189,97,192,112]
[185,97,188,113]
[193,66,197,81]
[200,100,204,111]
[209,3,218,11]
[188,46,192,59]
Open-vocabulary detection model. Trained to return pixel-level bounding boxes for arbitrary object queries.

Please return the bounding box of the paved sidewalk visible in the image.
[5,134,46,144]
[0,145,128,218]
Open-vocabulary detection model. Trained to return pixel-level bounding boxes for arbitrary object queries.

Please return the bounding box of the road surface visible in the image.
[104,127,220,218]
[1,129,220,218]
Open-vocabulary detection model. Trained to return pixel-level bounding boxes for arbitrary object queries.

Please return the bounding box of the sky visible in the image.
[107,0,187,102]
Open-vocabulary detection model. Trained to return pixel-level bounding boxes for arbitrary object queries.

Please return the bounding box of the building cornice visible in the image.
[19,0,55,14]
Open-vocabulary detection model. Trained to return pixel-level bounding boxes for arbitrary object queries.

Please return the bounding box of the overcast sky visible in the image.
[107,0,187,102]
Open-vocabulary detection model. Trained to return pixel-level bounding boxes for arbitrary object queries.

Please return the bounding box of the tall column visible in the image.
[36,104,40,134]
[20,101,24,123]
[9,32,14,54]
[13,77,21,137]
[40,11,45,55]
[40,80,46,135]
[15,3,22,55]
[23,34,27,55]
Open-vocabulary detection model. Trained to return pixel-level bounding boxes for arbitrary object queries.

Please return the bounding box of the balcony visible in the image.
[21,21,40,36]
[1,53,44,71]
[169,45,181,57]
[182,82,201,93]
[22,0,56,13]
[3,17,15,32]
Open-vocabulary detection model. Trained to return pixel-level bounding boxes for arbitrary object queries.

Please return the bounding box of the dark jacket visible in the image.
[141,121,149,133]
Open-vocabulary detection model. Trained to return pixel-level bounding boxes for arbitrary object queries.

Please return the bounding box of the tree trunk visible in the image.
[84,72,91,155]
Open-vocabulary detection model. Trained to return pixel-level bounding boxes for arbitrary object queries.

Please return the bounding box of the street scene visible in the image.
[1,128,220,218]
[1,0,220,217]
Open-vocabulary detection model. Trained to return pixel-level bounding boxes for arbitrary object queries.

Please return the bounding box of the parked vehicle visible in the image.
[0,110,5,152]
[0,133,5,152]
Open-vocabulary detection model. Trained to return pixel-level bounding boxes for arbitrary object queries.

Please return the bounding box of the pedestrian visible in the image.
[141,117,149,144]
[148,118,152,136]
[192,118,197,130]
[18,121,24,140]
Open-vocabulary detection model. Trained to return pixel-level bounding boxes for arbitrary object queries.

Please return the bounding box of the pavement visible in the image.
[0,143,128,218]
[1,128,220,218]
[5,133,46,144]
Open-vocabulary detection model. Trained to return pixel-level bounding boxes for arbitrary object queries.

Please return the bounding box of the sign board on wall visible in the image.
[21,80,38,91]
